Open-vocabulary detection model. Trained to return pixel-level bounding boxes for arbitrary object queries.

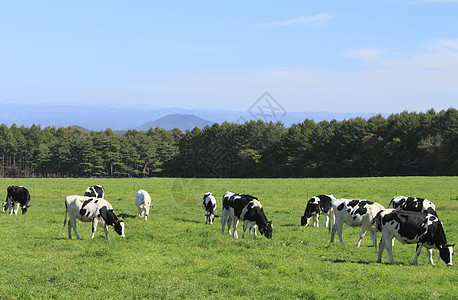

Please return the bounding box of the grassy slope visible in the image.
[0,177,456,299]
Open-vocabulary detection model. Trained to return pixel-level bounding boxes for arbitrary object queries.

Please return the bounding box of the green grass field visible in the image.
[0,177,457,299]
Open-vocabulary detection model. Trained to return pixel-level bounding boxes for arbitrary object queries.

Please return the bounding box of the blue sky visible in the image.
[1,0,457,113]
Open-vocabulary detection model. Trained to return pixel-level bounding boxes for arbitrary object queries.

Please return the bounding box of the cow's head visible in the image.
[140,203,153,218]
[259,221,273,238]
[114,220,125,238]
[439,243,454,266]
[300,216,311,226]
[205,212,220,225]
[21,204,31,215]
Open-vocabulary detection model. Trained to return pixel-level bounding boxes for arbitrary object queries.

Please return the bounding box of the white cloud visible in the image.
[344,39,458,71]
[258,13,334,28]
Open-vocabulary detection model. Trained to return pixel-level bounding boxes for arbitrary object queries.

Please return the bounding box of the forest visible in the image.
[0,108,456,178]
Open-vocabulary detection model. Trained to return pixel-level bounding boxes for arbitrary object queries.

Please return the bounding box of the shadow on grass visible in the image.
[117,213,136,219]
[173,217,200,224]
[325,258,372,265]
[279,223,297,227]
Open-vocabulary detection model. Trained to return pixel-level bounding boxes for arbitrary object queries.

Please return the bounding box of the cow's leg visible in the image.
[356,223,371,247]
[67,218,73,239]
[232,218,239,239]
[413,244,424,265]
[90,218,98,239]
[314,214,319,227]
[8,200,13,215]
[426,248,435,265]
[325,213,330,229]
[14,203,20,215]
[369,227,377,247]
[221,210,227,234]
[103,225,109,239]
[137,207,142,218]
[330,223,337,242]
[252,225,257,240]
[332,220,344,244]
[242,221,247,238]
[384,235,395,265]
[377,236,386,263]
[69,217,80,240]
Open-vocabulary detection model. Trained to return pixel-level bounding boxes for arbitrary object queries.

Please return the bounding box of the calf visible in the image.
[84,185,105,198]
[201,192,219,225]
[331,199,385,247]
[64,195,125,240]
[300,194,335,229]
[388,196,436,215]
[135,190,153,220]
[374,209,454,266]
[3,186,31,215]
[221,193,272,240]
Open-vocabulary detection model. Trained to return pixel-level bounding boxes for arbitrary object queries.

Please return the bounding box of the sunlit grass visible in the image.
[0,177,457,299]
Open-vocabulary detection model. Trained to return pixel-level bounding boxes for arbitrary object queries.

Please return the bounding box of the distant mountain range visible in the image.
[0,103,388,132]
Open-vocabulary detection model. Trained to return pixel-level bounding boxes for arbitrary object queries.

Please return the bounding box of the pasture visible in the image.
[0,177,457,299]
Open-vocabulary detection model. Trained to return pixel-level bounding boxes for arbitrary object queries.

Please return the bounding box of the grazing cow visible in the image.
[3,186,31,215]
[135,190,153,220]
[84,185,105,198]
[300,194,335,229]
[388,196,436,215]
[331,199,385,247]
[63,195,125,240]
[201,192,219,225]
[221,193,272,240]
[374,209,454,266]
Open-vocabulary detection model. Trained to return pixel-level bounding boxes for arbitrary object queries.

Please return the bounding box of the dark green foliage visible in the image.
[0,108,456,178]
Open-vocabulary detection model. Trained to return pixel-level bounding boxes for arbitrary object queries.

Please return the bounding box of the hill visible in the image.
[136,114,214,131]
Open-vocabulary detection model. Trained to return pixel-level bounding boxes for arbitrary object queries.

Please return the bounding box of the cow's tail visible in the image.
[387,198,394,209]
[63,200,68,228]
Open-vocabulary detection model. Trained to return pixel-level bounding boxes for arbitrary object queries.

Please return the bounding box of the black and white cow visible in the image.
[331,199,385,247]
[3,186,31,215]
[300,194,335,229]
[202,192,219,225]
[84,185,105,198]
[221,192,272,240]
[64,195,125,240]
[374,209,454,266]
[388,196,436,216]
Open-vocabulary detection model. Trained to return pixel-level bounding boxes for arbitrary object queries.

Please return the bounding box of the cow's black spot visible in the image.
[347,200,359,208]
[337,203,344,211]
[79,198,94,217]
[352,201,371,216]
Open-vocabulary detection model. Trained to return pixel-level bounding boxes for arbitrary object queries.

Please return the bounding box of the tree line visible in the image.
[1,108,456,178]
